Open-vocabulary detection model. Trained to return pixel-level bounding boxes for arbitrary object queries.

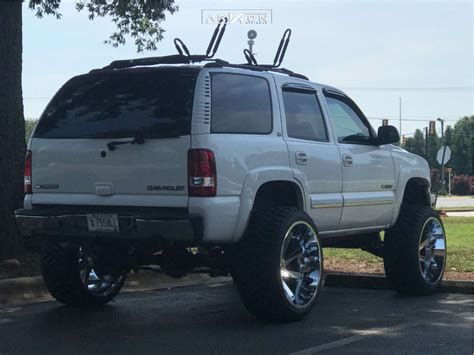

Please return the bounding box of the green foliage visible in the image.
[24,119,38,143]
[444,125,454,146]
[411,129,426,158]
[325,217,474,272]
[452,175,471,195]
[426,133,441,168]
[402,116,473,176]
[443,217,474,272]
[28,0,178,52]
[451,116,473,175]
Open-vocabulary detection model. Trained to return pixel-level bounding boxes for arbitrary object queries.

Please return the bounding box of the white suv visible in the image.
[15,52,447,322]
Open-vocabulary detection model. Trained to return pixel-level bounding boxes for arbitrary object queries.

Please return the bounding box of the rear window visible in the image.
[211,73,272,134]
[34,69,198,139]
[283,89,328,142]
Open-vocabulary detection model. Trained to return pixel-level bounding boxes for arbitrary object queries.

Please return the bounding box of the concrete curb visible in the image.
[437,209,474,213]
[324,273,474,294]
[0,272,231,306]
[1,272,472,306]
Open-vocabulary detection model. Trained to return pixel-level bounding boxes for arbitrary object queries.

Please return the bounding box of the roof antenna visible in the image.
[243,49,258,65]
[272,29,291,67]
[205,17,228,58]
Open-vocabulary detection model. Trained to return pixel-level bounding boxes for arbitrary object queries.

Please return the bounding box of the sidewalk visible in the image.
[436,196,474,208]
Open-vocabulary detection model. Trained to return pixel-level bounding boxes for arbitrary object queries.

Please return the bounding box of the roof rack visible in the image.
[91,20,308,80]
[95,18,228,72]
[243,29,291,68]
[204,62,308,80]
[95,55,228,72]
[237,29,308,80]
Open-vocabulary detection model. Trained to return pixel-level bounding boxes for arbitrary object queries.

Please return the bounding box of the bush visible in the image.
[25,119,38,143]
[452,175,471,195]
[430,168,441,193]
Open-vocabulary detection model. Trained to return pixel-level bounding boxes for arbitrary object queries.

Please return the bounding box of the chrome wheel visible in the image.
[418,217,446,285]
[78,248,124,297]
[280,221,322,309]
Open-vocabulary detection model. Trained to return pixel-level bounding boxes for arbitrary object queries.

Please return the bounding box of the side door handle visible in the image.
[295,152,308,165]
[342,154,353,167]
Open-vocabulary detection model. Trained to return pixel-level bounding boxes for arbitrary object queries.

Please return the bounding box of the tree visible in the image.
[0,0,177,262]
[400,118,472,179]
[444,125,454,147]
[451,116,473,175]
[0,3,25,262]
[426,133,441,169]
[411,129,426,159]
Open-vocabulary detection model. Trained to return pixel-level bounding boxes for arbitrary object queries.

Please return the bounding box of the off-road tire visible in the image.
[233,207,323,322]
[41,240,126,306]
[383,205,446,295]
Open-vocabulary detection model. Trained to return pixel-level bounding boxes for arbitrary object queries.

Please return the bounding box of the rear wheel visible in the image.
[384,205,446,295]
[41,241,126,306]
[233,207,323,322]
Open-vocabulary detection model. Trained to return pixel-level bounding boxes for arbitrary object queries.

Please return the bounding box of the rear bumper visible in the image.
[14,208,203,242]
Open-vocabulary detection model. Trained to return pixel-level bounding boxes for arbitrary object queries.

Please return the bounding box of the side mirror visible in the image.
[377,125,400,145]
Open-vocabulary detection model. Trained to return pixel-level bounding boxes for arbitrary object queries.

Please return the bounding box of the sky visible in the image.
[22,0,473,137]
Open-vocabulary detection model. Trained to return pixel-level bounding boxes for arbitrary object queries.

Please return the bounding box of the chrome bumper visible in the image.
[14,208,202,242]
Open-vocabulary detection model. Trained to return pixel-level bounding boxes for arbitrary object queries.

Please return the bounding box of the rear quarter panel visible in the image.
[189,69,297,242]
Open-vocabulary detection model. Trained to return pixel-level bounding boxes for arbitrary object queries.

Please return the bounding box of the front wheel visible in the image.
[233,207,323,322]
[41,241,126,306]
[383,205,447,295]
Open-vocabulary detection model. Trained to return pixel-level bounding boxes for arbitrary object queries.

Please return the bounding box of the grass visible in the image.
[443,217,474,272]
[324,217,474,273]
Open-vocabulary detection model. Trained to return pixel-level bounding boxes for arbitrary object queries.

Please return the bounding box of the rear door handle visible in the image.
[342,154,353,167]
[295,152,308,165]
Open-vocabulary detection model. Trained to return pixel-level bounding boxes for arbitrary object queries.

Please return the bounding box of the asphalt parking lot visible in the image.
[0,282,472,355]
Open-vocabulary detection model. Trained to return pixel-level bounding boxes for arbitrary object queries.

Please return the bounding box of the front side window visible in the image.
[326,96,371,144]
[283,89,328,142]
[211,73,272,134]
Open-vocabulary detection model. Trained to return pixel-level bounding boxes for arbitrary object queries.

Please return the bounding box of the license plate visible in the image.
[87,214,119,233]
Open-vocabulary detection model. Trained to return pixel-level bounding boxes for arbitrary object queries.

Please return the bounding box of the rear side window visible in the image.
[283,90,328,142]
[34,69,198,139]
[211,73,272,134]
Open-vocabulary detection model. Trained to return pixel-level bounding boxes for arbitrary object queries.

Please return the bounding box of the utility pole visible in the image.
[437,117,445,194]
[447,168,452,196]
[424,126,428,157]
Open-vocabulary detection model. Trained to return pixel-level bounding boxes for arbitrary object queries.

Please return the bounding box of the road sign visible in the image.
[436,146,451,165]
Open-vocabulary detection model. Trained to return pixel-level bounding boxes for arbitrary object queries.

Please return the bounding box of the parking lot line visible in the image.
[290,321,424,354]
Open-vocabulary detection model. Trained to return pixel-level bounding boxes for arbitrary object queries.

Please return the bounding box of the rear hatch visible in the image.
[30,67,199,208]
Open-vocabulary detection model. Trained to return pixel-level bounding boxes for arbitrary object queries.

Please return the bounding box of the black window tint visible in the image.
[325,97,371,143]
[34,69,198,139]
[211,73,272,134]
[283,90,328,141]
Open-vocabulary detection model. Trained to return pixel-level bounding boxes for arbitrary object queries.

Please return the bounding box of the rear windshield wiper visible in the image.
[106,132,182,151]
[107,134,146,151]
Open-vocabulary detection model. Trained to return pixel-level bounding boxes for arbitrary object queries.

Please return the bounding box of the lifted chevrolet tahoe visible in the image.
[15,24,446,322]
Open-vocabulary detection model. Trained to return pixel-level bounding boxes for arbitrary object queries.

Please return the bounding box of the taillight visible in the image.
[188,149,216,197]
[24,150,32,194]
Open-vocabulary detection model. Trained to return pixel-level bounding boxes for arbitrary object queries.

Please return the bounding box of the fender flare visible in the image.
[231,167,308,241]
[391,174,431,226]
